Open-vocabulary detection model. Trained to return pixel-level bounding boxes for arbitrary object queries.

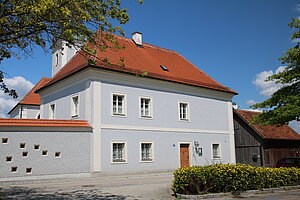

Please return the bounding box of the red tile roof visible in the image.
[8,77,51,114]
[0,118,91,127]
[38,34,237,94]
[234,109,300,140]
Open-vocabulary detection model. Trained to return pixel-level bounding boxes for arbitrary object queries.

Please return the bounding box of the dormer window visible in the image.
[160,65,169,71]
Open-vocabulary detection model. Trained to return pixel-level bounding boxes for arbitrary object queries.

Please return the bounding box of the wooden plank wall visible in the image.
[264,148,300,167]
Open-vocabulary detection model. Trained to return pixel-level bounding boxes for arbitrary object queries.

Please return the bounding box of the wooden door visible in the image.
[180,144,190,168]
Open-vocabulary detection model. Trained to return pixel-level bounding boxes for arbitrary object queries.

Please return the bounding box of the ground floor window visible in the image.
[112,142,126,163]
[212,143,221,159]
[141,142,153,162]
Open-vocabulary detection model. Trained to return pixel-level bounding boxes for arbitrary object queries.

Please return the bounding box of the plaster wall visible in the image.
[40,80,88,120]
[9,105,40,119]
[0,130,91,180]
[101,81,230,131]
[100,129,231,174]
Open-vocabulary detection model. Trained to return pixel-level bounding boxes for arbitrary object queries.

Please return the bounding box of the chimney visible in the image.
[132,32,142,46]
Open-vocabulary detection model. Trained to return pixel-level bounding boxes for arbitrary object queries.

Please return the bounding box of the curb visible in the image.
[176,185,300,199]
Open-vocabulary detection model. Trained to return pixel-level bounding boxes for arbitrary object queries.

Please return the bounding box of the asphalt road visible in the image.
[0,173,175,200]
[1,172,300,200]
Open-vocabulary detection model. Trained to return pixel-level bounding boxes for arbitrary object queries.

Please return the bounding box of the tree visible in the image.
[0,0,142,97]
[251,18,300,125]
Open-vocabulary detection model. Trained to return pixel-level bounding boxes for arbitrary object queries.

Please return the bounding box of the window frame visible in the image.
[140,142,154,162]
[212,143,221,159]
[49,103,56,119]
[178,101,190,121]
[71,95,79,118]
[111,141,127,164]
[111,93,127,117]
[139,96,153,119]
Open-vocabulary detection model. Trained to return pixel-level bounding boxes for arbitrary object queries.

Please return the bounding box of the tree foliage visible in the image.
[0,0,142,97]
[251,18,300,125]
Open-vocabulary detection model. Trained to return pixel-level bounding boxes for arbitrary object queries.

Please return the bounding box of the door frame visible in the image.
[178,142,192,168]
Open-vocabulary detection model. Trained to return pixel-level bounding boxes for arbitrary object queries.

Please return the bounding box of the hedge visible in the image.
[172,164,300,195]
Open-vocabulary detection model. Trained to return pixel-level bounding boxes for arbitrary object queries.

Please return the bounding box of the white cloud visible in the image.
[246,100,257,106]
[0,76,34,118]
[252,66,286,97]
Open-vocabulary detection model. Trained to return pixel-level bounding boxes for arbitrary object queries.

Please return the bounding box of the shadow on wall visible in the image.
[0,186,128,200]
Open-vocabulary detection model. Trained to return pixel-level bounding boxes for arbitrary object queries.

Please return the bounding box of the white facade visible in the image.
[9,105,40,119]
[1,35,236,179]
[38,69,236,174]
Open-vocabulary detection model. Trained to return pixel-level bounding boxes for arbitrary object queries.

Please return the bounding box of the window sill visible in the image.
[179,119,190,122]
[111,161,127,164]
[140,115,153,120]
[112,113,127,118]
[140,160,154,163]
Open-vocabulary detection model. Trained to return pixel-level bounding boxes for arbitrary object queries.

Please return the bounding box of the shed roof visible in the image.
[234,109,300,140]
[38,33,237,95]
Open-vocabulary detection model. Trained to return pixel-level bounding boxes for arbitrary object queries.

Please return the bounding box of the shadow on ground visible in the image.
[0,186,133,200]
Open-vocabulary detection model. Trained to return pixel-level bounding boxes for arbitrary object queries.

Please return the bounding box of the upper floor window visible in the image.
[140,97,152,118]
[179,102,189,121]
[112,94,126,116]
[212,143,221,159]
[71,95,79,118]
[50,104,55,119]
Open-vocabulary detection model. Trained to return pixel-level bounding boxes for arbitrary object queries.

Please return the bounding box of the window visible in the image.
[50,104,55,119]
[34,144,40,150]
[212,143,221,159]
[55,53,59,66]
[112,94,125,116]
[55,152,61,158]
[22,152,28,157]
[6,156,12,162]
[112,142,126,163]
[11,166,17,173]
[140,97,152,118]
[26,168,32,174]
[42,150,48,156]
[20,143,26,149]
[141,142,153,162]
[2,138,8,144]
[179,102,189,121]
[71,95,79,118]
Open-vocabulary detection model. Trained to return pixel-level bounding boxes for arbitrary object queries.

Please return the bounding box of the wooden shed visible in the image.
[233,109,300,167]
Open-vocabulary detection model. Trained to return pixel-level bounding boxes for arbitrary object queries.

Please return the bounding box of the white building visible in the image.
[1,32,237,180]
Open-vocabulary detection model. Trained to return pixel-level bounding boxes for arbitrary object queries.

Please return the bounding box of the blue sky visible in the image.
[0,0,299,131]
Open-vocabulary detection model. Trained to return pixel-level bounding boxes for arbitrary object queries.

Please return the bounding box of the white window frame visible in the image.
[178,101,190,121]
[49,103,55,119]
[111,93,127,117]
[111,141,127,164]
[139,96,153,119]
[212,143,221,159]
[140,142,154,162]
[71,95,79,118]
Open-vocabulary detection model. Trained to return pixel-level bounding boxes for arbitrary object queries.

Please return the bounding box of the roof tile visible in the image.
[39,34,237,94]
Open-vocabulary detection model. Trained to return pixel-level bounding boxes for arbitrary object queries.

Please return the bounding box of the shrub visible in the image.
[172,164,300,195]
